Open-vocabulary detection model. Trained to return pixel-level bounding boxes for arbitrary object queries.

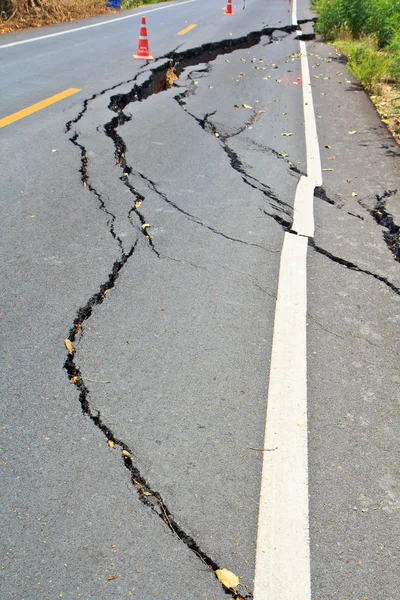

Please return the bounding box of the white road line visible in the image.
[254,233,310,600]
[292,0,298,26]
[254,22,322,597]
[291,175,315,237]
[0,0,197,49]
[300,39,322,186]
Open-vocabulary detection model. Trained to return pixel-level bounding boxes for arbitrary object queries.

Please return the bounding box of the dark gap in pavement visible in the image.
[309,239,400,296]
[174,99,293,217]
[314,185,335,205]
[62,23,317,600]
[370,189,400,261]
[315,184,400,261]
[263,210,292,230]
[68,132,124,252]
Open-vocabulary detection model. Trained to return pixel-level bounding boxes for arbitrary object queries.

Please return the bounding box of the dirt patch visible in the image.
[0,0,110,34]
[373,83,400,145]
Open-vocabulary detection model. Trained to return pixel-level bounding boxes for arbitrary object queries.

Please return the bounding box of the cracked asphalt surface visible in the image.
[1,1,399,598]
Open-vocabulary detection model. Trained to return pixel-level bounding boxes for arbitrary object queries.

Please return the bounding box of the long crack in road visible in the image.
[63,20,400,599]
[63,24,312,599]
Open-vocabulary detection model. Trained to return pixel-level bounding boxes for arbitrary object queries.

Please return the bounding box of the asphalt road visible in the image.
[1,1,399,599]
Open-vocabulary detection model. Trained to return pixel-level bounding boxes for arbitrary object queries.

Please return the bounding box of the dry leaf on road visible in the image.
[64,339,74,354]
[216,568,239,589]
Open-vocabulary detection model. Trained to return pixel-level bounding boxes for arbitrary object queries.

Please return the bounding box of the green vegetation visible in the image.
[313,0,400,90]
[313,0,400,140]
[122,0,168,8]
[314,0,400,46]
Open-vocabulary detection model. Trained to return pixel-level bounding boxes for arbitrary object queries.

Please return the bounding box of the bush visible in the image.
[315,0,400,48]
[388,32,400,81]
[315,0,371,40]
[367,0,400,48]
[347,45,390,93]
[314,0,345,39]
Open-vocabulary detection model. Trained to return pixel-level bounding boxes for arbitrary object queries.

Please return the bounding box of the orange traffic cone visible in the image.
[134,17,154,60]
[224,0,234,15]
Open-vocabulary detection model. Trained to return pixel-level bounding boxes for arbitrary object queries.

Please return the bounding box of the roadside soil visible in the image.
[0,0,111,34]
[373,82,400,145]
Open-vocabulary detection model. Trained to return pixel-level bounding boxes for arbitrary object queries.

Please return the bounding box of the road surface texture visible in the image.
[1,1,399,599]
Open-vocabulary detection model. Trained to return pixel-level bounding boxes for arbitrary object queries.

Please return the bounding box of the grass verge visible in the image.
[312,0,400,144]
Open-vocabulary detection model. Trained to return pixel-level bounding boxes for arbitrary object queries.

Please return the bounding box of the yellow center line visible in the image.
[0,88,81,129]
[177,23,197,35]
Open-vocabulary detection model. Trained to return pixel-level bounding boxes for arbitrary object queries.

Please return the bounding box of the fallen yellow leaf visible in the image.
[141,223,151,229]
[108,440,115,448]
[216,568,239,589]
[64,339,74,355]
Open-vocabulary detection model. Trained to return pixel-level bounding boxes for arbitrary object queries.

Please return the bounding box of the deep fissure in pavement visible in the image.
[370,190,400,261]
[309,239,400,296]
[104,26,302,244]
[315,185,400,259]
[62,24,313,599]
[172,70,294,219]
[65,19,399,598]
[261,209,400,297]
